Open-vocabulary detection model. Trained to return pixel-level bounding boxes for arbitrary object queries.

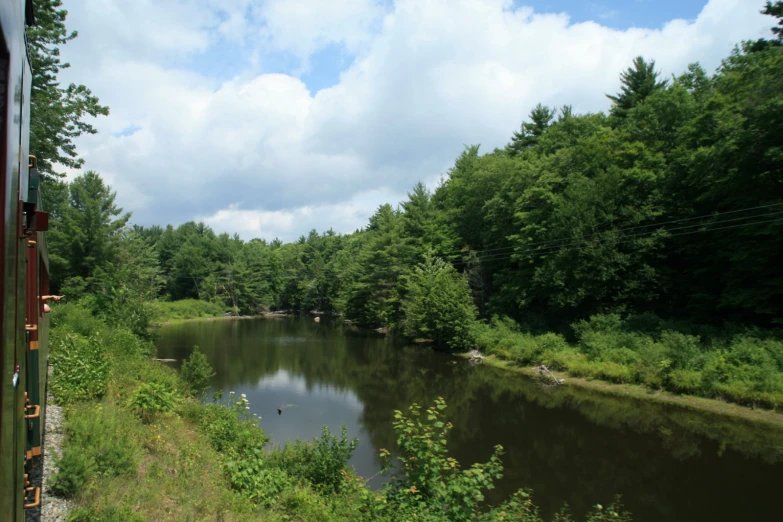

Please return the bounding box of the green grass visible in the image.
[152,299,226,323]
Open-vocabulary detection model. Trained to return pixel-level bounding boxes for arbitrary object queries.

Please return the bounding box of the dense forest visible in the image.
[39,3,783,407]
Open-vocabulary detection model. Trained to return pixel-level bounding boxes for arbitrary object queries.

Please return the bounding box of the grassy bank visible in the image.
[153,299,226,324]
[471,314,783,413]
[472,354,783,427]
[47,302,630,521]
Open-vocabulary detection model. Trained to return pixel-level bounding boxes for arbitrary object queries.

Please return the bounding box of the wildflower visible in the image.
[241,393,246,398]
[245,406,250,410]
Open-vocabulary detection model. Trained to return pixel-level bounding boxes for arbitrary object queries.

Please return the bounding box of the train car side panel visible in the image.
[0,0,30,519]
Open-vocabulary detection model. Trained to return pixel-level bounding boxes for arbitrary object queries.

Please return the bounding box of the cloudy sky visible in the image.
[57,0,773,242]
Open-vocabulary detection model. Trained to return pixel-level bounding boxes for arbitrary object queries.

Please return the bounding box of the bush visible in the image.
[668,369,703,394]
[104,327,154,358]
[380,397,504,522]
[266,425,358,495]
[127,382,178,423]
[50,302,105,337]
[50,333,109,404]
[224,451,294,507]
[190,392,268,459]
[50,446,96,499]
[180,345,215,396]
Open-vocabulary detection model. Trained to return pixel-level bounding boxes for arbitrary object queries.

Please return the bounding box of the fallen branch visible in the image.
[533,365,565,385]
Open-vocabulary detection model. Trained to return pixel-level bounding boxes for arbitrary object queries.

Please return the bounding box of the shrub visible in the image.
[104,327,154,358]
[50,446,96,499]
[192,392,268,458]
[180,346,215,396]
[668,369,703,394]
[659,331,702,370]
[50,333,109,404]
[224,451,294,507]
[266,425,358,494]
[380,397,504,522]
[126,382,178,423]
[50,302,105,337]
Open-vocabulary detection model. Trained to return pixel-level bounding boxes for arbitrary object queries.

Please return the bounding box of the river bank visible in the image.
[468,353,783,427]
[157,312,783,426]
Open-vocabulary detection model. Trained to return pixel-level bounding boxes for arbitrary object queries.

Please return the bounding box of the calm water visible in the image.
[156,317,783,522]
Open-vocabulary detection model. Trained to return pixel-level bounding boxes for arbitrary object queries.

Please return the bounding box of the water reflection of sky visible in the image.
[214,368,386,488]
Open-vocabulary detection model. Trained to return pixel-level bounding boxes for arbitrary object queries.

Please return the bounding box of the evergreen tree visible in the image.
[606,56,668,119]
[764,1,783,41]
[401,255,478,349]
[506,103,556,156]
[51,171,130,292]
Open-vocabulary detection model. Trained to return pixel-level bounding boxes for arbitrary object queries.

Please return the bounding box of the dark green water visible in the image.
[156,317,783,522]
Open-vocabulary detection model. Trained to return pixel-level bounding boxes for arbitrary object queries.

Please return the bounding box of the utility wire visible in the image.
[453,216,783,267]
[158,214,782,282]
[455,209,783,265]
[449,202,783,259]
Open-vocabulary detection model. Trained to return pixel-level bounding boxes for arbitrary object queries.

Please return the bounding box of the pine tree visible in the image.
[606,56,668,119]
[764,1,783,41]
[506,103,556,156]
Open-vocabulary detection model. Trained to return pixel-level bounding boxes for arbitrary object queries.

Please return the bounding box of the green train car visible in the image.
[1,1,52,519]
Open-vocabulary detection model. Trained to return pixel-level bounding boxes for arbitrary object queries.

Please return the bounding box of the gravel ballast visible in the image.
[25,367,71,522]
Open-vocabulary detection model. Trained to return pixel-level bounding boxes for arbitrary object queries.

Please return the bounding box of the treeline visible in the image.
[52,10,782,330]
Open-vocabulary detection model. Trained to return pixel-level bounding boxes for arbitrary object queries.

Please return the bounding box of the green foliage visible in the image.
[153,298,225,322]
[606,56,668,119]
[50,333,109,404]
[380,397,504,521]
[186,391,268,459]
[51,405,139,498]
[224,453,295,507]
[265,425,359,494]
[180,346,215,396]
[50,302,105,338]
[126,382,177,423]
[401,254,479,349]
[67,506,146,522]
[29,0,109,180]
[48,171,130,293]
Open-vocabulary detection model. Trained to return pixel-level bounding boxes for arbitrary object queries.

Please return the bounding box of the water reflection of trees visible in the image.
[158,318,783,521]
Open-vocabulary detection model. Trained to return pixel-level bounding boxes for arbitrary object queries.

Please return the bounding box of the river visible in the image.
[156,316,783,521]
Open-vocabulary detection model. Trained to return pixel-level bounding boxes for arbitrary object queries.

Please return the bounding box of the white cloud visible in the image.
[200,188,404,241]
[255,0,387,60]
[57,0,774,240]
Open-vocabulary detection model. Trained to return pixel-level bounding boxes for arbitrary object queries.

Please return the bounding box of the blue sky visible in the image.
[60,0,773,241]
[515,0,707,29]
